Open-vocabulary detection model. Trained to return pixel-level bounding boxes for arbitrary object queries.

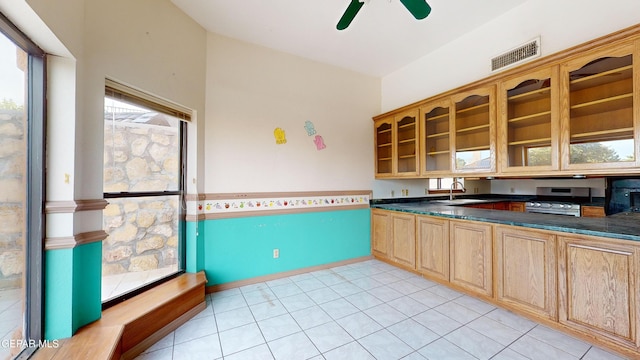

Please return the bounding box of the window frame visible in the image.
[0,10,46,359]
[428,177,465,195]
[102,82,188,309]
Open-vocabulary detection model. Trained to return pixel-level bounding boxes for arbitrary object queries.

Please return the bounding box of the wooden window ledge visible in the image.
[32,271,207,360]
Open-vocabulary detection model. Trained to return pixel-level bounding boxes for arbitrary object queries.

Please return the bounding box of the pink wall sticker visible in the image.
[314,135,326,150]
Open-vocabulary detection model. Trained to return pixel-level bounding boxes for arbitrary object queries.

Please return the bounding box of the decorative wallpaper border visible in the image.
[185,190,371,220]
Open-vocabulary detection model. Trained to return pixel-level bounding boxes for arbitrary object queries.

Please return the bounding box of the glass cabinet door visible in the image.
[374,118,393,177]
[501,67,558,172]
[453,87,495,173]
[563,44,637,169]
[421,100,452,175]
[395,109,419,175]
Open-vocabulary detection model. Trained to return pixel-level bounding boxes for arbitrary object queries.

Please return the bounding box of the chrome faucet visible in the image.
[450,180,466,200]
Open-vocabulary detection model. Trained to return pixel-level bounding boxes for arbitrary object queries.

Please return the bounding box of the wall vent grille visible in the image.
[491,37,541,72]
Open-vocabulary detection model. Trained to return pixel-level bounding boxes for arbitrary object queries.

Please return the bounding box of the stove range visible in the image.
[525,187,591,217]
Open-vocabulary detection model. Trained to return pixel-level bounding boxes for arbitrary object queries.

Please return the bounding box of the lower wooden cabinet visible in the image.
[581,205,606,217]
[371,208,640,357]
[449,220,493,297]
[390,212,416,269]
[509,202,526,212]
[416,215,449,281]
[558,235,640,349]
[371,209,391,258]
[495,225,557,320]
[371,209,416,269]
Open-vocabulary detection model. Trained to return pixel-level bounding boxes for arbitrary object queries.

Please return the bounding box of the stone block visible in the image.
[136,210,156,228]
[129,254,158,272]
[107,223,138,244]
[0,251,23,277]
[131,138,149,157]
[136,236,164,254]
[125,157,150,181]
[104,246,132,262]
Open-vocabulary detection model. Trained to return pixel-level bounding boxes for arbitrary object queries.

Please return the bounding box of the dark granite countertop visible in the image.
[371,199,640,242]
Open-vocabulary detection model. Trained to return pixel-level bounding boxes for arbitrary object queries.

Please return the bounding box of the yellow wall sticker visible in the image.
[274,127,287,144]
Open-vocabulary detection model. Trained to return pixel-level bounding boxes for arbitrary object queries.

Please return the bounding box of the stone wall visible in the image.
[0,109,26,290]
[102,114,180,276]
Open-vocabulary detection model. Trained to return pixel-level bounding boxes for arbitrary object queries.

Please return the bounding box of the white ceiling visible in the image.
[171,0,528,77]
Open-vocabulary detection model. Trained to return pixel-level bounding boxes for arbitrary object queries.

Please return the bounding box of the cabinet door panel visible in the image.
[374,119,394,177]
[371,209,390,258]
[450,220,493,296]
[417,216,449,281]
[495,226,556,320]
[392,213,416,268]
[498,67,559,173]
[394,109,420,176]
[558,236,639,348]
[560,43,639,171]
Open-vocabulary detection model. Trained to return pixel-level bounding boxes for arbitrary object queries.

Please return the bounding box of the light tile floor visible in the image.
[134,260,631,360]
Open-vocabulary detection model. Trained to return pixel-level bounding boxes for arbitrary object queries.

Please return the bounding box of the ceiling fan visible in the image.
[337,0,432,30]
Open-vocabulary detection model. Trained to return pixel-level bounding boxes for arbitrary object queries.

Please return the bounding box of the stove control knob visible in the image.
[558,204,565,208]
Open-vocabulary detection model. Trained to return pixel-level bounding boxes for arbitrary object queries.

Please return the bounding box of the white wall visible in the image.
[372,178,491,200]
[381,0,640,112]
[205,33,380,193]
[491,178,606,198]
[26,0,208,199]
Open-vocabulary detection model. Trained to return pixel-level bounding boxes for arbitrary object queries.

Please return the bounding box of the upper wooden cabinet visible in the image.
[374,26,640,178]
[498,67,560,173]
[374,109,419,178]
[452,86,496,174]
[420,99,453,175]
[374,118,393,177]
[560,42,639,172]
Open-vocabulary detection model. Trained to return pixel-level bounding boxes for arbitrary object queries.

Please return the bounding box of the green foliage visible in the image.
[527,147,551,166]
[570,142,621,163]
[0,98,23,110]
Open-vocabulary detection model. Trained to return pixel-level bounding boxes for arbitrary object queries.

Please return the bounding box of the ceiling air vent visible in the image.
[491,37,541,72]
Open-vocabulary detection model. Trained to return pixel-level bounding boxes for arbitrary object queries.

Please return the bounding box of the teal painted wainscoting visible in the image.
[203,208,371,285]
[45,242,102,340]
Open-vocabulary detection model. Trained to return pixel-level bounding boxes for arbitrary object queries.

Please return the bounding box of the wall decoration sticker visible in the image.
[274,127,287,144]
[314,135,326,150]
[304,120,316,136]
[188,193,371,216]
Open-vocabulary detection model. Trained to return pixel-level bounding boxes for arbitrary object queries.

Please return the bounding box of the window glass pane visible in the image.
[428,177,464,190]
[569,139,634,164]
[102,195,180,302]
[0,31,27,359]
[456,150,491,170]
[526,146,552,166]
[104,98,181,193]
[103,95,183,304]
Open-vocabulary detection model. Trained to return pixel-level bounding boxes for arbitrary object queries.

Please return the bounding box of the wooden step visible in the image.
[32,271,207,360]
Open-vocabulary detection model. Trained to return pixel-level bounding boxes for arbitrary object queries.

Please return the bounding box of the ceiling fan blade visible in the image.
[337,0,365,30]
[400,0,431,20]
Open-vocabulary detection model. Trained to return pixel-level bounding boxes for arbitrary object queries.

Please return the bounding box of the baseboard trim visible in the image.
[206,255,373,293]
